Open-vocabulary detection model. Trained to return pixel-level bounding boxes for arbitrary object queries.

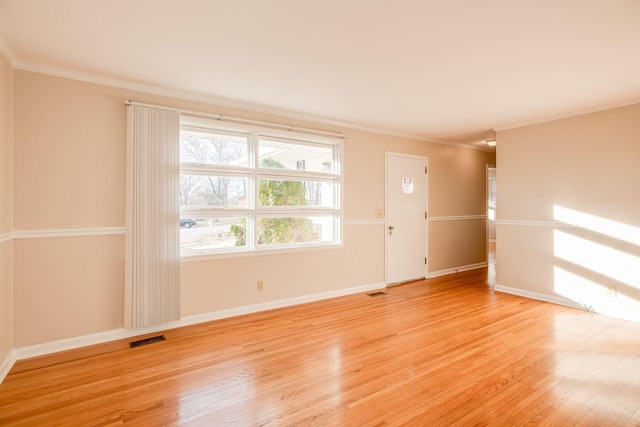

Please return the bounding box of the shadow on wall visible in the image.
[553,205,640,323]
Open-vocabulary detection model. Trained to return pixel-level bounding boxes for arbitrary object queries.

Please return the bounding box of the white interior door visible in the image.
[385,153,428,285]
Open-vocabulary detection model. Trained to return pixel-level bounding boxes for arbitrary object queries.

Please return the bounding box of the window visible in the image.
[179,121,342,256]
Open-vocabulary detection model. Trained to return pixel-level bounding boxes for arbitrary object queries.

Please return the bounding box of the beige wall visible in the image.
[0,54,14,364]
[496,103,640,322]
[345,130,493,272]
[428,145,492,271]
[11,70,494,347]
[181,225,384,316]
[13,73,126,230]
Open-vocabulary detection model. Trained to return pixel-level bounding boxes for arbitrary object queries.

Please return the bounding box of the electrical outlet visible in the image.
[257,280,264,291]
[374,209,383,219]
[607,286,617,298]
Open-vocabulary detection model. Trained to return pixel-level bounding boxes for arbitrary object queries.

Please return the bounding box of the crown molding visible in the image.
[10,58,495,152]
[494,97,640,133]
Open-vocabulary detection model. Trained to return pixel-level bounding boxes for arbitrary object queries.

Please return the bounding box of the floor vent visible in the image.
[367,291,387,297]
[129,335,166,348]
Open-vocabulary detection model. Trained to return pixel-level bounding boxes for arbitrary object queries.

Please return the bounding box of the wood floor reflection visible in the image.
[2,267,640,426]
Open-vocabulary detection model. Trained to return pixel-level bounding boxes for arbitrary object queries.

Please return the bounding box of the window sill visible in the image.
[180,243,346,263]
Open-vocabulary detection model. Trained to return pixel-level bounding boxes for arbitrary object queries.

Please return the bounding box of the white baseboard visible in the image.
[427,262,488,278]
[0,350,16,384]
[180,282,385,327]
[13,282,385,361]
[494,284,586,311]
[14,328,135,361]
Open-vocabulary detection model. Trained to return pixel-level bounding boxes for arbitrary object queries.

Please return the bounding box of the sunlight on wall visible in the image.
[553,205,640,323]
[554,267,608,309]
[553,206,640,246]
[554,230,640,289]
[554,267,640,323]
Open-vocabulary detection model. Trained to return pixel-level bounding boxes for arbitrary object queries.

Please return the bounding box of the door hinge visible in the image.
[425,257,427,264]
[425,166,428,174]
[425,212,428,219]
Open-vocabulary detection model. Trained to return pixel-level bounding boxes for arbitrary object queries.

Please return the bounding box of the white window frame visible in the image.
[179,117,343,258]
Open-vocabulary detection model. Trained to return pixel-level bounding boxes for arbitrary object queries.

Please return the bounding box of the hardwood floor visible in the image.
[2,267,640,426]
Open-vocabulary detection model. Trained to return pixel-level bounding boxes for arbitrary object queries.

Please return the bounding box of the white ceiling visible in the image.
[1,0,639,149]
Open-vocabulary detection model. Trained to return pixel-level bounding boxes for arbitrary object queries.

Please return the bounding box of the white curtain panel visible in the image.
[125,104,180,328]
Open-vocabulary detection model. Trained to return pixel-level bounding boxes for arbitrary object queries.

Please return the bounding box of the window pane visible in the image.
[259,138,334,173]
[258,178,334,208]
[180,129,249,167]
[258,216,335,246]
[180,175,248,208]
[180,217,247,252]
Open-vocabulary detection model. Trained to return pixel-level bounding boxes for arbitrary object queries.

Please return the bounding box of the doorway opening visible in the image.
[487,165,496,285]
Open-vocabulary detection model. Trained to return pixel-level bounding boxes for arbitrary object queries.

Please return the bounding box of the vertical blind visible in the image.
[125,104,180,328]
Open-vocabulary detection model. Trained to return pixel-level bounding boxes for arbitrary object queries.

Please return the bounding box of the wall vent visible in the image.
[367,291,387,297]
[129,335,166,348]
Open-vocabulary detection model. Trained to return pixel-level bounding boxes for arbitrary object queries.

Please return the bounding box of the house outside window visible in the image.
[179,118,342,256]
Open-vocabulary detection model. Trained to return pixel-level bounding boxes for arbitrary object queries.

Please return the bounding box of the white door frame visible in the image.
[384,151,429,285]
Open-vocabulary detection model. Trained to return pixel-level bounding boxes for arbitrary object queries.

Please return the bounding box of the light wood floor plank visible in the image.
[2,267,640,425]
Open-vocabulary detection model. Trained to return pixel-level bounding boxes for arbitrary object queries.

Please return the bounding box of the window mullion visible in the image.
[257,169,339,180]
[179,121,342,256]
[181,163,252,175]
[251,131,259,250]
